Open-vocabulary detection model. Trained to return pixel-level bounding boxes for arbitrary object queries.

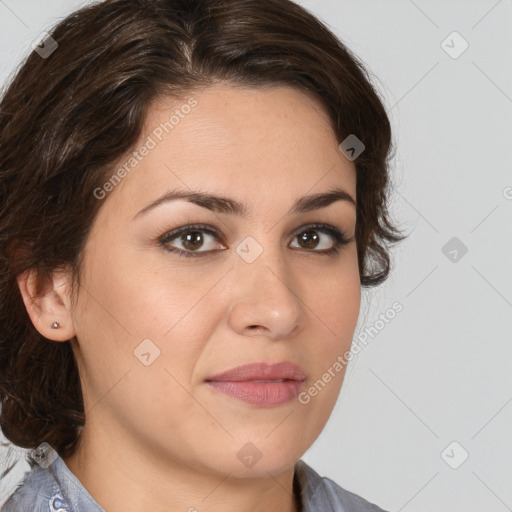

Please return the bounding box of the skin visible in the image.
[17,83,360,512]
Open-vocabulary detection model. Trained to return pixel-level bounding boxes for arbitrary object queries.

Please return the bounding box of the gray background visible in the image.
[1,1,511,510]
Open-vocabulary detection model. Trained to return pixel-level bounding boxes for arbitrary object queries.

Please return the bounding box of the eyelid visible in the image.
[158,222,351,256]
[158,223,225,249]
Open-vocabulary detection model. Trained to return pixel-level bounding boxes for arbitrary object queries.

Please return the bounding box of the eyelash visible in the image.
[158,223,351,259]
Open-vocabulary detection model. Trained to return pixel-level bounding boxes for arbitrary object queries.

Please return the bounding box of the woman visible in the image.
[0,0,405,510]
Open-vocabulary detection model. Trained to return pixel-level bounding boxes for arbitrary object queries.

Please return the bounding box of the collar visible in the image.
[4,453,355,512]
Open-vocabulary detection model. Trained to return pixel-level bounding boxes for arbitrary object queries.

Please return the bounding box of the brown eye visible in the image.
[179,231,205,251]
[159,225,225,257]
[290,225,348,252]
[297,230,321,250]
[159,223,349,259]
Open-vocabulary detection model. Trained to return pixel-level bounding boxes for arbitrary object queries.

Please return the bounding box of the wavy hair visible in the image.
[0,0,406,458]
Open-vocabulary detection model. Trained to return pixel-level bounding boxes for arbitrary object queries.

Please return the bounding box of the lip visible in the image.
[206,361,306,382]
[205,361,306,407]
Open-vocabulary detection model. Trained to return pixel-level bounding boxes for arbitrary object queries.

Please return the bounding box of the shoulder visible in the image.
[1,460,70,512]
[1,452,102,512]
[294,459,390,512]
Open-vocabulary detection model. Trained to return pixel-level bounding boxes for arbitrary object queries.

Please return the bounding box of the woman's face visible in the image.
[63,84,360,477]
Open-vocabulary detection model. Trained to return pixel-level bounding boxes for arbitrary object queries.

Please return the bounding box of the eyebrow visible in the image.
[132,186,356,221]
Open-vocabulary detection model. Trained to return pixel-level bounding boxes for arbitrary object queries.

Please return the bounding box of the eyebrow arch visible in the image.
[132,186,356,221]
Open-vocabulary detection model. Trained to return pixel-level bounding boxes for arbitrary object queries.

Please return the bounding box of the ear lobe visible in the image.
[16,266,77,342]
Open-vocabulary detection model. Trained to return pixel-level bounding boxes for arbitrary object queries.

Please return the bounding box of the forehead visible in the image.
[99,84,356,219]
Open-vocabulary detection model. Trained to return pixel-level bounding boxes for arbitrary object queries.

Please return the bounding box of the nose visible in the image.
[226,241,306,340]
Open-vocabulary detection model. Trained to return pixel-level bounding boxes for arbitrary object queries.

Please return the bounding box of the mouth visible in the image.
[206,361,306,382]
[239,379,288,382]
[205,361,306,407]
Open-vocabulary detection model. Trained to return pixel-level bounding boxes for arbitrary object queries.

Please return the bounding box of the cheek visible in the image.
[71,274,219,428]
[302,255,360,401]
[311,253,361,343]
[77,239,203,338]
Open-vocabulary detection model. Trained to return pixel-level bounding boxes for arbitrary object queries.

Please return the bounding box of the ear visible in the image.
[16,266,77,342]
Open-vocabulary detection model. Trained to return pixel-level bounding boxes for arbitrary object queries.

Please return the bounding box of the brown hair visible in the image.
[0,0,406,459]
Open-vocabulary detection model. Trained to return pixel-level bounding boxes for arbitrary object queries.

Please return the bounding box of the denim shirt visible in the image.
[1,452,389,512]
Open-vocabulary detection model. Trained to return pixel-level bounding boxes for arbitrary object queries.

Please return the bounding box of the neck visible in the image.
[63,421,301,512]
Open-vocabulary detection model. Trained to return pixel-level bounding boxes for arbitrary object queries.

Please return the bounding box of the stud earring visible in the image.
[51,322,60,329]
